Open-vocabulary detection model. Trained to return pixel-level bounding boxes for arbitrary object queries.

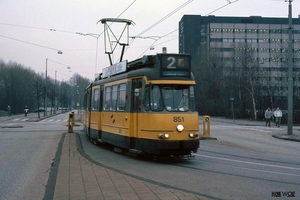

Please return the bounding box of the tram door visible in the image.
[131,79,143,149]
[85,88,92,137]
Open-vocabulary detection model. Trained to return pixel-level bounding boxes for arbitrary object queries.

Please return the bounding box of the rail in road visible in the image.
[77,117,300,200]
[1,113,299,199]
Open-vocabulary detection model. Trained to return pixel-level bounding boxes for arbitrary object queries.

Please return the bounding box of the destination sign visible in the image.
[102,60,127,78]
[161,55,190,70]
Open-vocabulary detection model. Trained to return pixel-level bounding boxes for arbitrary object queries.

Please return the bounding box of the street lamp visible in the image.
[287,0,293,135]
[45,58,48,117]
[76,32,100,79]
[45,55,68,117]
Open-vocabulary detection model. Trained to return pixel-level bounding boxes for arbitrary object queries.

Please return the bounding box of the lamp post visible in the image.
[45,58,48,117]
[76,32,100,79]
[54,70,57,114]
[287,0,293,135]
[45,54,65,117]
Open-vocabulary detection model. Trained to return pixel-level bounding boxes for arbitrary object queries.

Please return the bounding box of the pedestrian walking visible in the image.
[24,106,29,117]
[274,107,282,127]
[7,105,11,117]
[265,107,273,127]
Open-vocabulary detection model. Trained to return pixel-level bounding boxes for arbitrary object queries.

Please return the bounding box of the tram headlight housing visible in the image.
[158,133,169,139]
[189,132,199,138]
[176,124,184,132]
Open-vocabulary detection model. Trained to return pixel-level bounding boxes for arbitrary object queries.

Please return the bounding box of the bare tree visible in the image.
[32,74,44,118]
[232,44,260,120]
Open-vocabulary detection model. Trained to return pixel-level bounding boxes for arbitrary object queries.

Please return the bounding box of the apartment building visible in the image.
[179,15,300,117]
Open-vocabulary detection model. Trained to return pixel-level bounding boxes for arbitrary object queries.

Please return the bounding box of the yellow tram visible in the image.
[83,53,199,157]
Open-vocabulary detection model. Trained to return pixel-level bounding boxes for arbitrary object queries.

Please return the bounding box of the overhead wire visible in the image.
[0,0,240,60]
[128,0,193,57]
[138,0,241,54]
[136,0,193,37]
[0,33,61,52]
[0,22,84,35]
[0,1,137,56]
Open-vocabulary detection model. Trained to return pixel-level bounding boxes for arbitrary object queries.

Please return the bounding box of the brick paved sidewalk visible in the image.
[51,133,206,200]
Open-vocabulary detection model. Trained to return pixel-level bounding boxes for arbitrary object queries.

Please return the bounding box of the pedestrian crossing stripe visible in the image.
[39,119,69,122]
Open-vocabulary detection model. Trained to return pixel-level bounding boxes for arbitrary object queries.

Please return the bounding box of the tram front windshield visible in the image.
[145,85,195,112]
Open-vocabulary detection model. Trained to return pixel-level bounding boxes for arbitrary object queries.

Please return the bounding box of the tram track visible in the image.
[199,148,300,167]
[78,131,300,199]
[165,150,300,186]
[75,132,220,200]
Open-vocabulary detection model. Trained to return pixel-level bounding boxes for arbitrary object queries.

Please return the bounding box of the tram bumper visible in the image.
[141,139,199,155]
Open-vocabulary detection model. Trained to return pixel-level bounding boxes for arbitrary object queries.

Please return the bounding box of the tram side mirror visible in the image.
[134,88,140,97]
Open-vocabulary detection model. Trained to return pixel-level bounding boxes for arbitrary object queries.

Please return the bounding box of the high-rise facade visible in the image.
[179,15,300,117]
[179,15,300,63]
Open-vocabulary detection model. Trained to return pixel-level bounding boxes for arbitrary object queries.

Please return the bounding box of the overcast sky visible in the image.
[1,0,300,81]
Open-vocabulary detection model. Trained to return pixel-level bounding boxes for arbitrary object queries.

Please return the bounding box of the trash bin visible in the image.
[203,115,210,138]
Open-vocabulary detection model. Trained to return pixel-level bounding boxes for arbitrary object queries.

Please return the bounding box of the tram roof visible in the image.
[95,53,191,81]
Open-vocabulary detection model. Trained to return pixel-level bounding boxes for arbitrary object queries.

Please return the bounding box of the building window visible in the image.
[246,39,257,43]
[259,48,269,52]
[211,28,222,33]
[271,39,281,43]
[211,38,222,42]
[247,29,258,33]
[223,48,233,52]
[270,29,282,34]
[234,28,246,33]
[271,58,281,62]
[223,38,233,42]
[258,29,269,34]
[282,39,289,43]
[235,39,245,42]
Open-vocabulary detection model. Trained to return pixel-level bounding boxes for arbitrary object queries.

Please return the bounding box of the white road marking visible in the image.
[196,154,300,171]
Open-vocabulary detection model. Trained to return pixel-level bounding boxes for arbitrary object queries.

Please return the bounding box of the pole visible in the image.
[95,36,99,76]
[45,58,48,117]
[287,0,293,135]
[54,70,57,114]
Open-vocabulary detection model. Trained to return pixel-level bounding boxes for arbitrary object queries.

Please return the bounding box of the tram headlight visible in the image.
[189,132,199,138]
[158,133,169,139]
[176,124,184,132]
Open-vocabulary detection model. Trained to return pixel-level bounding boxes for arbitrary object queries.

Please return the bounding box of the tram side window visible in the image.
[144,86,150,111]
[104,86,111,110]
[117,83,126,111]
[92,88,100,111]
[189,86,196,111]
[111,85,118,110]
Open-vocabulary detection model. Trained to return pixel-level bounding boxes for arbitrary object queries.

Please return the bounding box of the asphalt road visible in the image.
[1,113,299,200]
[79,117,300,200]
[0,112,71,200]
